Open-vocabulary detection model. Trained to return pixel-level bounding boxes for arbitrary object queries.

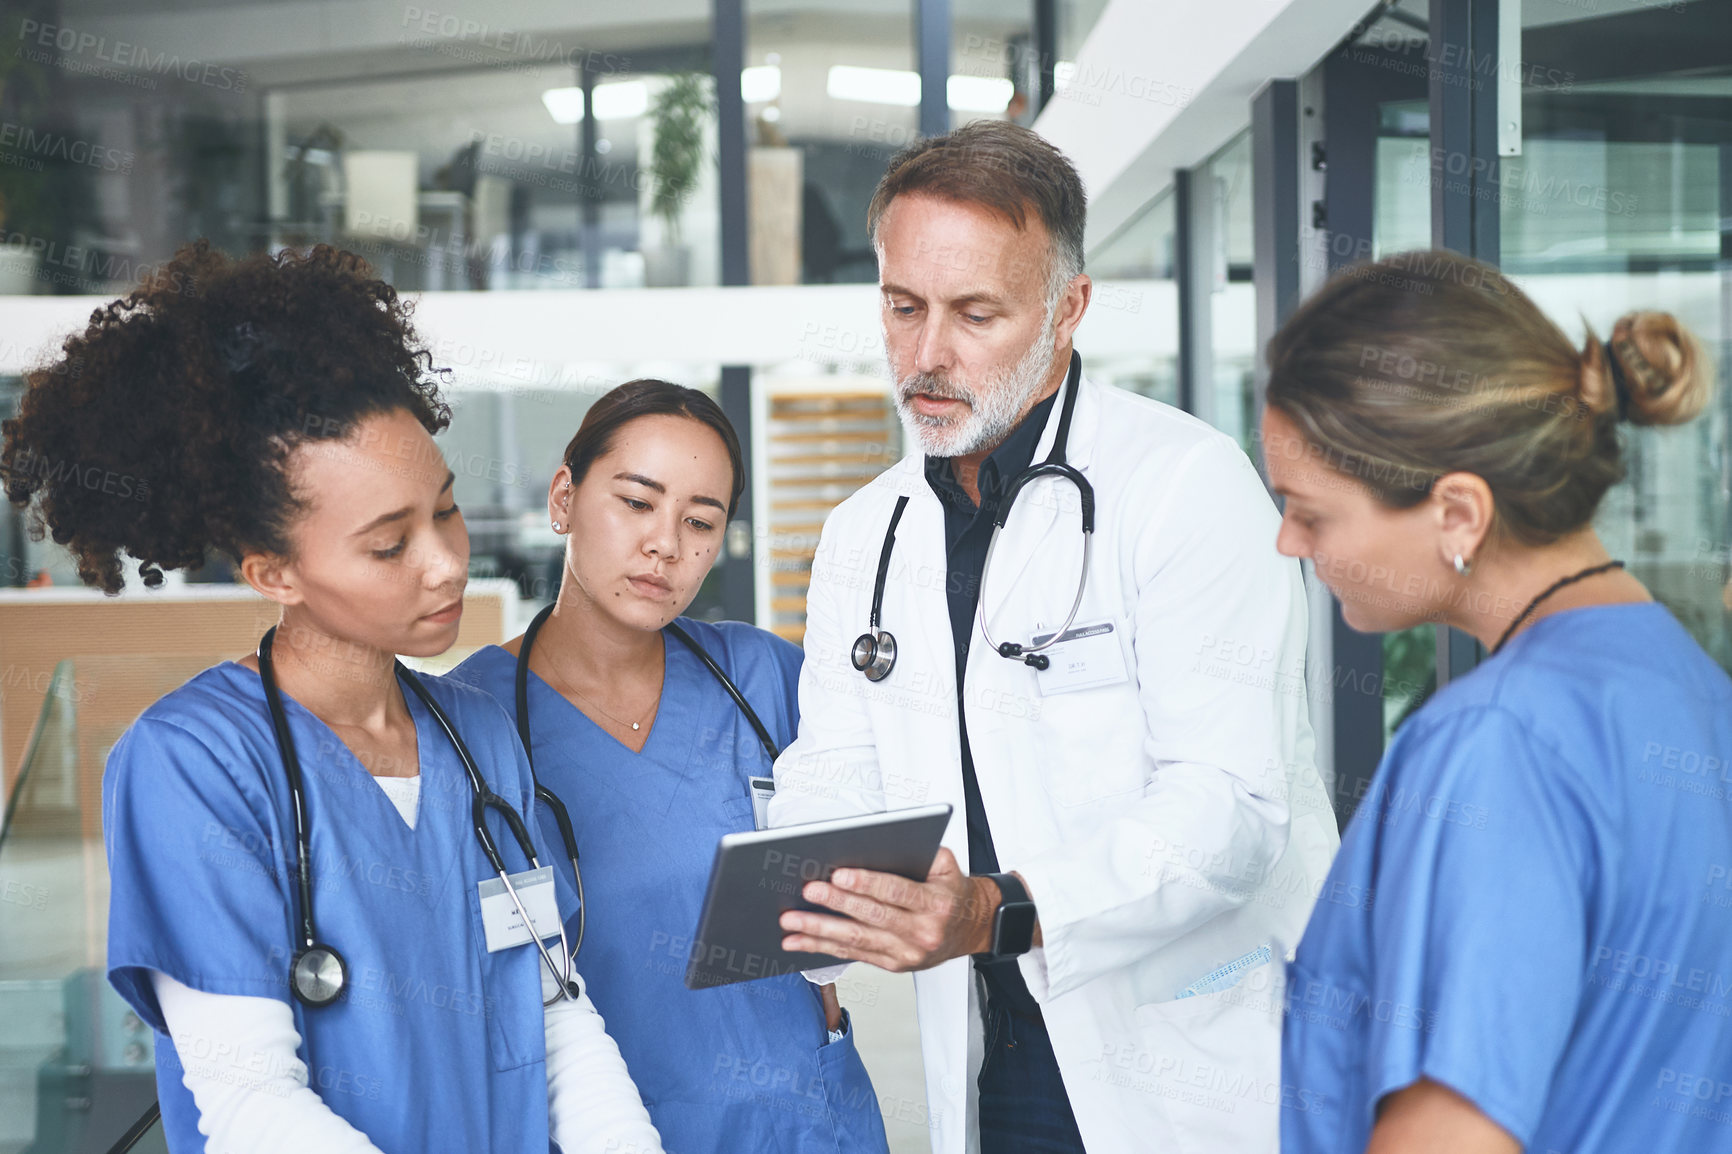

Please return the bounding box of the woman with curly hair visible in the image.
[1,242,664,1154]
[1264,252,1730,1154]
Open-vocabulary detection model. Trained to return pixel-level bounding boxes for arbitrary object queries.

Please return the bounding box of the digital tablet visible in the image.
[683,803,954,990]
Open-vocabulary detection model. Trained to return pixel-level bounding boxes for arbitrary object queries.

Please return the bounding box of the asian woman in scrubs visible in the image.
[451,381,890,1153]
[1262,251,1731,1154]
[0,243,663,1154]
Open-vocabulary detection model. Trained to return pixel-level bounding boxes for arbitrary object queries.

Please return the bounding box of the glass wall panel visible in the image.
[1057,0,1109,65]
[1511,5,1731,674]
[1085,187,1178,406]
[1206,131,1257,453]
[954,0,1038,128]
[1374,98,1432,255]
[743,0,915,285]
[0,0,717,295]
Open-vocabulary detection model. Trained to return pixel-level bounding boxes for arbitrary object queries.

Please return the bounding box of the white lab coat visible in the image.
[769,372,1339,1154]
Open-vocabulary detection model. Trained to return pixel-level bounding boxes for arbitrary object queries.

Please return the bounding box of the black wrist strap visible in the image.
[980,872,1036,961]
[987,872,1029,907]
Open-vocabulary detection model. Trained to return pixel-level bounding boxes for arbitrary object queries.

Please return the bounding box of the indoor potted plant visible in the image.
[641,71,710,287]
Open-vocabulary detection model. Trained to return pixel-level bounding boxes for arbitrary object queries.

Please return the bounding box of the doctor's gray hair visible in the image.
[866,121,1087,308]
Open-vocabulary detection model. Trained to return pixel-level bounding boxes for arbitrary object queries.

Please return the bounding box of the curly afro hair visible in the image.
[1,241,451,594]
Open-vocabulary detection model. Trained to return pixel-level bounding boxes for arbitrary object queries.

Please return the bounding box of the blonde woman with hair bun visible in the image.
[1263,251,1730,1154]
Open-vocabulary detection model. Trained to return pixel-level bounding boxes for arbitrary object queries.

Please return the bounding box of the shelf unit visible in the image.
[755,381,902,642]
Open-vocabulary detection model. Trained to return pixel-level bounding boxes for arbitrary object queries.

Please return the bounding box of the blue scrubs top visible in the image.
[104,663,577,1154]
[1283,603,1732,1152]
[451,619,890,1154]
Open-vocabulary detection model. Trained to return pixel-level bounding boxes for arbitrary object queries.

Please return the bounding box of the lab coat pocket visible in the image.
[466,884,549,1073]
[1129,958,1283,1154]
[816,1011,890,1154]
[1028,681,1147,807]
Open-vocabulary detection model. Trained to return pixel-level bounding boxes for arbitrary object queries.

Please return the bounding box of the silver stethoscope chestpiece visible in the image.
[292,945,347,1007]
[852,629,897,681]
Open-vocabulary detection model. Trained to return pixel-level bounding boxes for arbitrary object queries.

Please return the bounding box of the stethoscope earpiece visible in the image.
[996,641,1052,671]
[291,943,348,1007]
[852,630,897,682]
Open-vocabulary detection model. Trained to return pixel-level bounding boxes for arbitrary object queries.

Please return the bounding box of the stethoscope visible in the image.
[257,627,578,1010]
[852,350,1096,682]
[513,602,783,954]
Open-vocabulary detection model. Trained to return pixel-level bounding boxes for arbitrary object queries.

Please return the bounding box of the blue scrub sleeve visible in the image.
[1354,705,1597,1145]
[103,718,295,1032]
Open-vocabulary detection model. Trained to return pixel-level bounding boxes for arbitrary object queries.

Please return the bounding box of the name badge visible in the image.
[1030,620,1129,696]
[477,865,560,953]
[749,776,776,831]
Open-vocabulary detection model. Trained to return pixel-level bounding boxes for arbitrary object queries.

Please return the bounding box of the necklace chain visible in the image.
[1491,560,1626,655]
[543,646,662,733]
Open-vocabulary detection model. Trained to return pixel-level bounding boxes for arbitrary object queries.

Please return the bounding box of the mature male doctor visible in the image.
[767,122,1339,1154]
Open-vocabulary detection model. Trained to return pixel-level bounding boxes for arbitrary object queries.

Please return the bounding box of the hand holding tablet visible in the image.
[683,804,953,989]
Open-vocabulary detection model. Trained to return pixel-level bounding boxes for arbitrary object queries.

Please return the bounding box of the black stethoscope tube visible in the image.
[855,350,1095,678]
[258,626,575,1008]
[512,604,785,958]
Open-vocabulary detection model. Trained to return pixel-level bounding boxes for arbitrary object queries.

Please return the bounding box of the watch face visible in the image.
[995,902,1038,956]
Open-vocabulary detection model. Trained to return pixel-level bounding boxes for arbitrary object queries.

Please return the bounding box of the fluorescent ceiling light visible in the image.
[541,87,585,124]
[827,65,921,107]
[592,80,649,119]
[826,66,1018,111]
[540,79,653,124]
[741,65,781,103]
[947,75,1013,112]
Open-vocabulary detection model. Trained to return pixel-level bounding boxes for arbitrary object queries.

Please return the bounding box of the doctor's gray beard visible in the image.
[893,321,1058,459]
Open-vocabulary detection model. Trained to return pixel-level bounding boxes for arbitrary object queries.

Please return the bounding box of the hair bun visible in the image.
[1594,311,1714,427]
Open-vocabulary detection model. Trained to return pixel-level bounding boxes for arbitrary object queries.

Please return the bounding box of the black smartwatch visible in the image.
[978,872,1037,960]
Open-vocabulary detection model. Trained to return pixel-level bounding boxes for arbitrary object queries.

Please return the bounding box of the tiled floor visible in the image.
[838,966,933,1153]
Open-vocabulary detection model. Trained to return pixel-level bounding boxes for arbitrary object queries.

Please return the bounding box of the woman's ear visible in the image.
[547,464,574,533]
[238,550,302,607]
[1431,471,1495,570]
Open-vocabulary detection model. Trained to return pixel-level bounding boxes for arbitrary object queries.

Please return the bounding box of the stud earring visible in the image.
[552,521,564,533]
[1453,553,1473,576]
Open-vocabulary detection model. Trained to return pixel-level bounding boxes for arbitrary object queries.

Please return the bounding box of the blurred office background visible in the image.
[0,1,1727,1150]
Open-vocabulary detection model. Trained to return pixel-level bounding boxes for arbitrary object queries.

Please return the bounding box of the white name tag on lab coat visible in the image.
[749,776,776,831]
[477,866,560,953]
[1030,620,1129,695]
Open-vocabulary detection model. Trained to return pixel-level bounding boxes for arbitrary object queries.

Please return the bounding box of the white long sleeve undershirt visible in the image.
[153,940,663,1154]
